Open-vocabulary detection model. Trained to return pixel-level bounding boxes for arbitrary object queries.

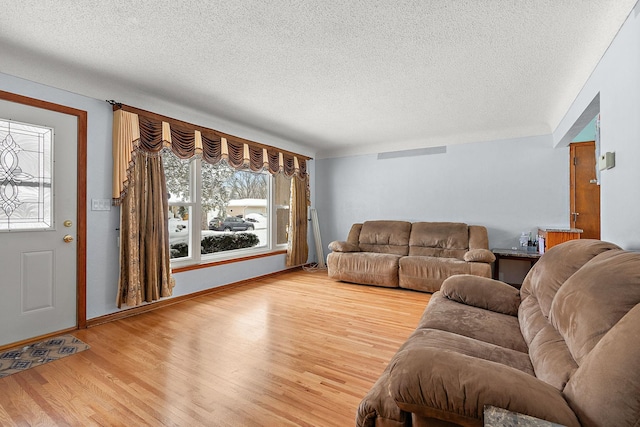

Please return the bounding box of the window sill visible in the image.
[171,249,287,274]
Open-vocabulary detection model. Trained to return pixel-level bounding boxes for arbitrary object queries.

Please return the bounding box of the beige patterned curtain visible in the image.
[112,106,311,307]
[286,174,309,266]
[113,110,175,308]
[112,108,309,202]
[117,151,175,307]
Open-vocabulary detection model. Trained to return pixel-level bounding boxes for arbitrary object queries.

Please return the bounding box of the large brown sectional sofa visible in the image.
[327,221,495,293]
[356,239,640,427]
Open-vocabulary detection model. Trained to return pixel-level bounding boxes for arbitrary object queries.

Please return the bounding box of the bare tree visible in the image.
[230,171,267,199]
[201,162,234,226]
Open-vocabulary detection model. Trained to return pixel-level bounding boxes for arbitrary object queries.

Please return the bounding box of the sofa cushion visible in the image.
[327,252,402,287]
[358,220,412,256]
[406,328,534,375]
[463,248,495,263]
[387,347,581,427]
[520,239,620,318]
[441,274,520,316]
[417,292,528,353]
[549,249,640,365]
[563,304,640,427]
[327,240,360,252]
[356,368,409,427]
[517,294,577,391]
[408,222,469,259]
[468,225,490,250]
[526,320,578,391]
[399,257,492,293]
[346,223,363,245]
[518,295,547,346]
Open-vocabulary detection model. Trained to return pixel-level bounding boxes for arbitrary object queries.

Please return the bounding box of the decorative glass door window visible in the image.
[0,118,53,231]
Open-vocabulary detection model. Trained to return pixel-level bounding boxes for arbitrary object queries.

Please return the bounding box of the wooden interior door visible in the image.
[570,141,600,239]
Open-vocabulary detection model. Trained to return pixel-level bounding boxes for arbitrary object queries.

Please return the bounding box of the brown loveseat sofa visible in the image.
[327,221,495,293]
[356,239,640,427]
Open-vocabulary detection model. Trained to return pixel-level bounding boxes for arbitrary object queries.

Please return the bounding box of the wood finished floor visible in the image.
[0,269,431,427]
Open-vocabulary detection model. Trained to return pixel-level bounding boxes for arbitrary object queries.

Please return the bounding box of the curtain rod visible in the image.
[106,100,312,161]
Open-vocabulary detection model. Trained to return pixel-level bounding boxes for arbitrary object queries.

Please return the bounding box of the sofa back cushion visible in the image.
[408,222,469,259]
[520,239,620,318]
[518,240,621,391]
[358,220,412,256]
[549,249,640,365]
[468,225,490,250]
[346,223,363,245]
[563,304,640,427]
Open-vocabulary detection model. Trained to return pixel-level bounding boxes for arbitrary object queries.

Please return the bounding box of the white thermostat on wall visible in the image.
[599,151,615,171]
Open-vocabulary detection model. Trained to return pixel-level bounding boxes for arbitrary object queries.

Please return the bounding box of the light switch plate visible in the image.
[598,151,615,171]
[91,198,111,211]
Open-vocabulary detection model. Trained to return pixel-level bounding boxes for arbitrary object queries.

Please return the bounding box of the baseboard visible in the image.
[86,266,304,328]
[0,327,79,352]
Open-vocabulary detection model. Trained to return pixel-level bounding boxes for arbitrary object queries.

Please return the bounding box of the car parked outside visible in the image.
[244,213,267,229]
[208,216,255,232]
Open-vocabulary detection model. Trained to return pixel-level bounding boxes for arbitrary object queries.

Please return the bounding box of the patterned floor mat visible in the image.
[0,334,90,378]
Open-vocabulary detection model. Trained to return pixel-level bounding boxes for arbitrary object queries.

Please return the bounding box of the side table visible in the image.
[491,248,542,286]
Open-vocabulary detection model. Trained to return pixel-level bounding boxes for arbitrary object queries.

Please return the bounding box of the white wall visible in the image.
[316,134,569,258]
[553,3,640,250]
[0,72,314,319]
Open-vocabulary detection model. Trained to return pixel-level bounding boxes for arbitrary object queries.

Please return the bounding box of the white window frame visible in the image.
[169,157,286,268]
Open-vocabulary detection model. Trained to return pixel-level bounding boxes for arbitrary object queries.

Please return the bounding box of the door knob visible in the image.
[63,234,74,243]
[571,212,580,223]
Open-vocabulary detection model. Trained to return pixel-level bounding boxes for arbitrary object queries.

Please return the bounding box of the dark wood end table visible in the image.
[491,248,542,285]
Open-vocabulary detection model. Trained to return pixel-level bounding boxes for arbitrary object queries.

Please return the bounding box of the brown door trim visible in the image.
[0,89,87,329]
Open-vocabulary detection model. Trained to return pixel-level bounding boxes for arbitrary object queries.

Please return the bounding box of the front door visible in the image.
[0,98,78,346]
[570,141,601,239]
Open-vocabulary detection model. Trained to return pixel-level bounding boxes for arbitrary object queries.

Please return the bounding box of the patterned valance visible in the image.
[113,107,309,203]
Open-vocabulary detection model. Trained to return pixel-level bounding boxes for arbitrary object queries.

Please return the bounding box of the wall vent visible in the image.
[377,146,446,160]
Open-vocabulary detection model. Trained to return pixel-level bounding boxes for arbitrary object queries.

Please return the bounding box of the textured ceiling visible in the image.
[0,1,637,158]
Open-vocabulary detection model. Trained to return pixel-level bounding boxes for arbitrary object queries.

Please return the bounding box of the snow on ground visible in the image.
[169,220,268,248]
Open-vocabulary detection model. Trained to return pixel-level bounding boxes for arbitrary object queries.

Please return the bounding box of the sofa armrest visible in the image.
[388,347,580,427]
[328,240,360,253]
[463,248,496,263]
[441,275,520,316]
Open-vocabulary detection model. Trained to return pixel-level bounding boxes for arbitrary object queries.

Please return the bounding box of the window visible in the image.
[0,119,53,231]
[164,150,290,265]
